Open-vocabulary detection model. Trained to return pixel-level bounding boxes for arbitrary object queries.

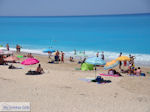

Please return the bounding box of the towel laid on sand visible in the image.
[99,74,121,77]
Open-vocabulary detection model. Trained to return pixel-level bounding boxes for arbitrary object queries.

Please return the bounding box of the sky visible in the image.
[0,0,150,16]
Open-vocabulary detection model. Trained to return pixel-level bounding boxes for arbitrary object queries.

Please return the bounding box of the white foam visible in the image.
[1,47,150,67]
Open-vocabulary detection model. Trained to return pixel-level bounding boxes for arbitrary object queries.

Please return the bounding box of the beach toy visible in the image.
[21,58,39,65]
[17,55,23,58]
[104,60,119,70]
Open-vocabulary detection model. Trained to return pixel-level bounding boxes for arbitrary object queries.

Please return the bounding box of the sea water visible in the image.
[0,14,150,66]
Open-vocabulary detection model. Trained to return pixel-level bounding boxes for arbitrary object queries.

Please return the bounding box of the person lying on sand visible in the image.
[108,69,121,76]
[0,55,7,65]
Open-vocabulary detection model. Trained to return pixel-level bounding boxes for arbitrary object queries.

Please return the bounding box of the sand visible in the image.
[0,52,150,112]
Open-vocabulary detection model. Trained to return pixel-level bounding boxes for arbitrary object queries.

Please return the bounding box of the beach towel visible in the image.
[75,68,81,70]
[26,71,42,75]
[99,73,120,77]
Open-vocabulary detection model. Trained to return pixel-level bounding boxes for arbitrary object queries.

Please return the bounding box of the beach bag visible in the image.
[96,76,103,83]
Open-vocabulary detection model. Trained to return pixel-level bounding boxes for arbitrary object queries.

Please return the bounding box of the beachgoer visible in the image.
[61,51,64,63]
[6,43,9,51]
[119,52,122,57]
[81,58,86,65]
[48,51,52,59]
[69,56,74,62]
[27,53,33,58]
[74,49,76,55]
[55,50,60,63]
[16,44,19,52]
[101,51,104,60]
[124,61,127,66]
[134,68,137,75]
[96,52,99,57]
[108,69,114,75]
[36,64,44,74]
[136,67,141,76]
[118,52,122,69]
[83,51,85,55]
[18,45,21,52]
[8,64,16,69]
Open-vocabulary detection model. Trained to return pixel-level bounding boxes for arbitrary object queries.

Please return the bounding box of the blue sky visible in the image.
[0,0,150,16]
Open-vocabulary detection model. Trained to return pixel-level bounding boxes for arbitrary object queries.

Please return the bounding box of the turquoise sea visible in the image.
[0,14,150,66]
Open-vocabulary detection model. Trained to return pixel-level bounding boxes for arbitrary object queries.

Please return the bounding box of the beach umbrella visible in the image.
[4,56,19,62]
[43,49,55,53]
[116,56,130,61]
[21,58,39,65]
[85,57,106,65]
[104,60,119,70]
[85,57,106,78]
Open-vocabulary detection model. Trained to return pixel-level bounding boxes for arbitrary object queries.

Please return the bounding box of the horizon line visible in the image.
[0,13,150,18]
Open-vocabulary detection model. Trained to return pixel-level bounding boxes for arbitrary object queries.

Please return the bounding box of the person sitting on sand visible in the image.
[27,53,34,58]
[136,67,141,76]
[69,56,74,62]
[36,64,44,74]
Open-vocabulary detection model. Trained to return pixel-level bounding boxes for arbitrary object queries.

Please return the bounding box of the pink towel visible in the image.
[99,74,120,77]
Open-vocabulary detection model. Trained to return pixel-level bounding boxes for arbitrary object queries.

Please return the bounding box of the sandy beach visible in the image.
[0,52,150,112]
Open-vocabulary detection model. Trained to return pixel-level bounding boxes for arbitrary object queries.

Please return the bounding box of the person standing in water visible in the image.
[74,49,76,55]
[101,51,104,60]
[6,43,9,51]
[96,52,99,57]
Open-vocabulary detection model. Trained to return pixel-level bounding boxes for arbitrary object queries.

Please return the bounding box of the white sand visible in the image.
[0,53,150,112]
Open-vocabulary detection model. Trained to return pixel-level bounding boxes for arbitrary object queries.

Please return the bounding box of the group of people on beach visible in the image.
[1,43,145,76]
[48,50,65,64]
[6,43,22,53]
[96,51,104,60]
